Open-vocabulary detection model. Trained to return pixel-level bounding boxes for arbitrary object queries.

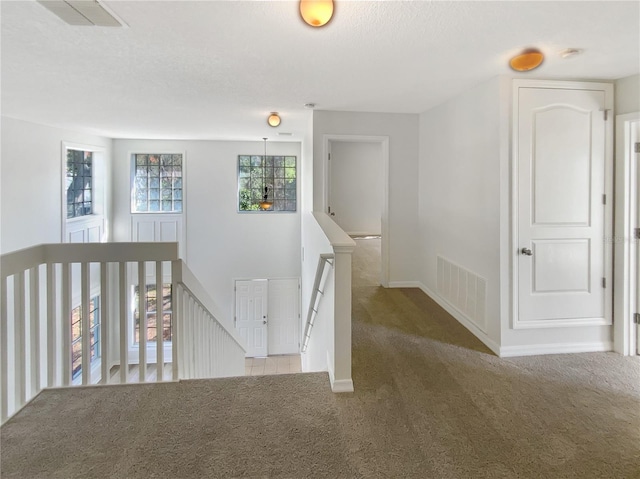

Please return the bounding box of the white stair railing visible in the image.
[172,260,245,380]
[1,242,246,424]
[301,254,334,352]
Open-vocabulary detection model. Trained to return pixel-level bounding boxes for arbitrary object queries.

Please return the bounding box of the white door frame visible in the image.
[614,112,640,355]
[511,80,614,329]
[322,134,390,287]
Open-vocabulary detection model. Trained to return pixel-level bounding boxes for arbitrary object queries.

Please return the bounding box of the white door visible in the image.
[235,280,268,357]
[267,279,300,355]
[328,141,382,236]
[517,86,611,324]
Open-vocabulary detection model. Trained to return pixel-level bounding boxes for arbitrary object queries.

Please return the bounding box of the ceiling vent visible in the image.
[37,0,123,27]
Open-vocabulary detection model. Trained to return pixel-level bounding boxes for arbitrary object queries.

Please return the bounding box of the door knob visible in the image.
[521,247,533,256]
[330,212,335,216]
[263,320,267,324]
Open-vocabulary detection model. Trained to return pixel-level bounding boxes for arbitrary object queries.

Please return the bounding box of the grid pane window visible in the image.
[238,155,296,212]
[133,284,173,343]
[71,297,100,380]
[132,154,183,213]
[66,150,93,218]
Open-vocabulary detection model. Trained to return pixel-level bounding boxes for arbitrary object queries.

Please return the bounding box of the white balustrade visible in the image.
[0,242,246,424]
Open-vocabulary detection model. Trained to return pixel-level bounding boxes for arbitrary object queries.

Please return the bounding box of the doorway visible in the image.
[614,113,640,355]
[324,135,389,287]
[234,278,300,358]
[513,81,613,329]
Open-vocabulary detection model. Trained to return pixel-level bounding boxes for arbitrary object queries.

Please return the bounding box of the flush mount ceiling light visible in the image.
[509,49,544,72]
[267,112,281,127]
[300,0,334,27]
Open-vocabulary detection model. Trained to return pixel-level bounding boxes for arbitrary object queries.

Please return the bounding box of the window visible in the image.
[133,284,173,344]
[71,297,100,379]
[132,154,183,213]
[66,149,93,218]
[238,155,297,212]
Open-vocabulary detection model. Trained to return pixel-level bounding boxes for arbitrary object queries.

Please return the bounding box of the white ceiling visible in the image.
[2,1,639,141]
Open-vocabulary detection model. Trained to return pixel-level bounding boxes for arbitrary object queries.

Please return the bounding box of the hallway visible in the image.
[1,239,639,478]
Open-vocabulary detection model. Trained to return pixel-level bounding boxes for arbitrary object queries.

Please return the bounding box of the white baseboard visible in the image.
[388,281,421,288]
[418,282,501,356]
[326,351,354,393]
[499,342,613,358]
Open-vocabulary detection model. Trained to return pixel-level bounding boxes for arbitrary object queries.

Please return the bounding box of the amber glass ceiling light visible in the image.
[300,0,334,27]
[268,112,281,127]
[509,49,544,72]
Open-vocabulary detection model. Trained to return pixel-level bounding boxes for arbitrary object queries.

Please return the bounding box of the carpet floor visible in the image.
[2,238,639,478]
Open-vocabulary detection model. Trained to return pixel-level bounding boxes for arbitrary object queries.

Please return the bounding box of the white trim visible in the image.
[499,342,612,358]
[388,281,421,288]
[322,135,390,287]
[417,282,501,356]
[614,112,640,355]
[513,317,611,329]
[326,350,354,393]
[511,80,614,330]
[61,141,107,244]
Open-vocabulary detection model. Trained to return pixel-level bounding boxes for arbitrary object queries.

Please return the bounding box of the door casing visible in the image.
[511,80,614,330]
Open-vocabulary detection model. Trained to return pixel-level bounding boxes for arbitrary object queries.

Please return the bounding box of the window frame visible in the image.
[130,152,186,214]
[61,142,107,241]
[237,154,298,213]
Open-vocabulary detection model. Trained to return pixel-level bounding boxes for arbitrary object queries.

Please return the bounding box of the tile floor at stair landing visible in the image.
[244,355,302,376]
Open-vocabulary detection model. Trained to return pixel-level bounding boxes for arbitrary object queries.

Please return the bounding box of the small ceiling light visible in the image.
[509,49,544,72]
[267,112,281,127]
[559,48,582,59]
[300,0,334,27]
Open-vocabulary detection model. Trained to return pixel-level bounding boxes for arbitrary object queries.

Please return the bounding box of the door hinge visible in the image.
[634,313,640,325]
[635,142,640,154]
[602,277,606,288]
[328,153,331,161]
[603,109,610,121]
[602,194,606,205]
[635,228,640,240]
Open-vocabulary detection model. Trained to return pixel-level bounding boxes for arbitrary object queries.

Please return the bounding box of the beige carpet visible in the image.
[2,238,640,478]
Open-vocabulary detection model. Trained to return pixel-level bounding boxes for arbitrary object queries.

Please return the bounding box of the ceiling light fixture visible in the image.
[259,138,273,211]
[300,0,334,27]
[267,112,281,127]
[509,49,544,72]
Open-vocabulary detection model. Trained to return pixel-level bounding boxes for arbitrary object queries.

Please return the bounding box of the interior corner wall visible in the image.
[0,117,113,254]
[111,139,301,323]
[312,110,420,284]
[418,77,504,352]
[615,74,640,115]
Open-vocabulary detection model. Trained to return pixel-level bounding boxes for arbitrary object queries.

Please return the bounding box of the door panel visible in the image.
[235,280,268,357]
[517,87,609,324]
[268,279,300,355]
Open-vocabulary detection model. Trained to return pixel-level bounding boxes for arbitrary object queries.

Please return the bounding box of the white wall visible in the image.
[313,111,419,284]
[615,74,640,115]
[329,141,382,236]
[112,139,301,323]
[418,77,505,351]
[1,117,113,254]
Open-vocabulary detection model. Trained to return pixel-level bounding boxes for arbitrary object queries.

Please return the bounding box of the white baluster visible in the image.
[46,263,57,387]
[29,267,41,396]
[100,262,108,385]
[156,261,163,382]
[119,262,128,384]
[138,261,146,382]
[61,263,71,386]
[81,262,90,386]
[15,271,26,406]
[1,276,9,422]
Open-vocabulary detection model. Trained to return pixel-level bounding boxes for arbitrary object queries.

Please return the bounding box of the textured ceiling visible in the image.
[2,1,639,141]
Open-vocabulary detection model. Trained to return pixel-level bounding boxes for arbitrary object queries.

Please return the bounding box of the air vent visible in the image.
[37,0,123,27]
[278,132,293,136]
